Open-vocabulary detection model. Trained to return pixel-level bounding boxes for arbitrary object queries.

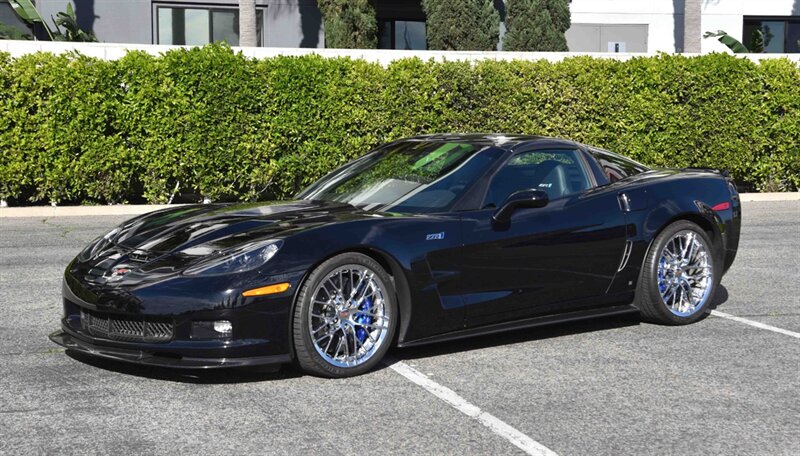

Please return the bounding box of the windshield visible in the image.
[297,140,501,213]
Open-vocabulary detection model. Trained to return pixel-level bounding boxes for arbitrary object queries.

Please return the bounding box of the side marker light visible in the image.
[242,282,291,297]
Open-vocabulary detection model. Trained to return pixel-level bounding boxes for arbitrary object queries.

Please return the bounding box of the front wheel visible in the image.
[636,220,719,325]
[292,253,397,377]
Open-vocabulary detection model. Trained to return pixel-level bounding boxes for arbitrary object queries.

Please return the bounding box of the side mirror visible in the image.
[492,189,549,224]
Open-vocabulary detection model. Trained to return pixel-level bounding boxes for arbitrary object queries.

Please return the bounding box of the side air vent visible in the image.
[617,240,633,272]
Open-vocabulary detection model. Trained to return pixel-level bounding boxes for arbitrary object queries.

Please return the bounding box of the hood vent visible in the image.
[128,251,154,263]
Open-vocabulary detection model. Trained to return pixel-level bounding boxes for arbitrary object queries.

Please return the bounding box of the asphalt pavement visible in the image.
[0,201,798,455]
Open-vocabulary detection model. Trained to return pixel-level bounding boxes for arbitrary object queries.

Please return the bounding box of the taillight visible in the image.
[711,202,731,212]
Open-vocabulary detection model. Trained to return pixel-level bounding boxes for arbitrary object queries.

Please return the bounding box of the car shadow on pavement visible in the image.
[392,313,641,362]
[64,285,730,382]
[394,284,730,362]
[707,284,729,311]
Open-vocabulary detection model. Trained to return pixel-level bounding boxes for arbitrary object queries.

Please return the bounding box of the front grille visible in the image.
[80,309,173,343]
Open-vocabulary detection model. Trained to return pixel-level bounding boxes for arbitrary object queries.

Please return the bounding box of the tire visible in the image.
[635,220,720,325]
[292,252,397,377]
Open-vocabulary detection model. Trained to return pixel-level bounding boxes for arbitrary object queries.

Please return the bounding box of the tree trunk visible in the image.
[683,0,702,53]
[239,0,257,47]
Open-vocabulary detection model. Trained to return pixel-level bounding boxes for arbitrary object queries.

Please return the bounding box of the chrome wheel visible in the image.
[308,265,390,368]
[657,230,714,317]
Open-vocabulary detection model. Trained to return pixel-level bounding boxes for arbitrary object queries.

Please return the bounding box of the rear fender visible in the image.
[609,174,734,295]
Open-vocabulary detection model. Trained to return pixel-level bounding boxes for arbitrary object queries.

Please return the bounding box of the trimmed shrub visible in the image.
[504,0,571,52]
[0,45,798,205]
[422,0,500,51]
[318,0,377,49]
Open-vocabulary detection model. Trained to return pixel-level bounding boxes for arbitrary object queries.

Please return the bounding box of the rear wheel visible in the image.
[292,253,397,377]
[636,220,718,324]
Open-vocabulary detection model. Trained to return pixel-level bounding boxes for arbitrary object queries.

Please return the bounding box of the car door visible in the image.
[456,147,628,327]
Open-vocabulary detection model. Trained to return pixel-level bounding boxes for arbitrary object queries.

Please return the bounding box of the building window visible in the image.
[156,6,264,46]
[378,20,426,50]
[743,17,800,53]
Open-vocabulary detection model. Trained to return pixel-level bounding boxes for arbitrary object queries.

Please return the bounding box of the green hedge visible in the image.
[0,44,798,204]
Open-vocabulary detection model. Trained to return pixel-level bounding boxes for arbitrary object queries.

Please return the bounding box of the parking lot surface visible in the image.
[1,201,798,455]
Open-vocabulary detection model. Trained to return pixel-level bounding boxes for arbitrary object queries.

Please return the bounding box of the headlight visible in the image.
[183,240,282,276]
[78,227,120,261]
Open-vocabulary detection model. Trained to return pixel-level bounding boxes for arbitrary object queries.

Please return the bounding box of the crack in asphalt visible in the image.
[40,218,78,239]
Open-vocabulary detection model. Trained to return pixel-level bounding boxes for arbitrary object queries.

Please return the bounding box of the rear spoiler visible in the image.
[684,167,730,178]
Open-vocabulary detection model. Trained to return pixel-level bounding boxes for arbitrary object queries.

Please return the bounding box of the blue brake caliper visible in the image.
[657,257,668,294]
[355,293,373,344]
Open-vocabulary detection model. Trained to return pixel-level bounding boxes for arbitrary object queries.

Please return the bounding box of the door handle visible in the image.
[618,193,632,212]
[618,190,650,212]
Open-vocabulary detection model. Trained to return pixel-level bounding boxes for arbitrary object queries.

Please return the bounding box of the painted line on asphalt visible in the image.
[386,360,559,456]
[711,310,800,339]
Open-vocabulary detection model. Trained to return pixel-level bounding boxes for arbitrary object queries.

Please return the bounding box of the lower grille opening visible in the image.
[80,309,173,343]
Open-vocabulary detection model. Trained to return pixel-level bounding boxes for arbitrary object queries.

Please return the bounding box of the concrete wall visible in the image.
[566,24,649,53]
[568,0,682,53]
[33,0,323,48]
[1,39,798,66]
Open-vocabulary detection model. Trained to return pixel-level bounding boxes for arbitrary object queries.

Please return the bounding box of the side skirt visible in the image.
[396,304,639,348]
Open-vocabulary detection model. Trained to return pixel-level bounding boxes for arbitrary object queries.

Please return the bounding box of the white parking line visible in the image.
[386,360,559,456]
[711,310,800,339]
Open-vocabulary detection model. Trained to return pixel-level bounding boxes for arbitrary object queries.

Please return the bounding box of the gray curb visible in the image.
[0,193,797,218]
[738,192,800,202]
[0,204,179,218]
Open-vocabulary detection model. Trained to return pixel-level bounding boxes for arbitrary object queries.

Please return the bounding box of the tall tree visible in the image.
[239,0,257,47]
[503,0,570,51]
[683,0,702,52]
[422,0,499,51]
[318,0,377,49]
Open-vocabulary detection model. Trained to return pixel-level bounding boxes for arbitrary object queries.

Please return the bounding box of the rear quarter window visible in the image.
[591,149,649,183]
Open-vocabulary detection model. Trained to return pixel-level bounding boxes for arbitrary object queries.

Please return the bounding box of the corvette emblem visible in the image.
[108,266,132,280]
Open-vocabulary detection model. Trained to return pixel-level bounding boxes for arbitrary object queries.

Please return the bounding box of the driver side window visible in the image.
[482,149,591,209]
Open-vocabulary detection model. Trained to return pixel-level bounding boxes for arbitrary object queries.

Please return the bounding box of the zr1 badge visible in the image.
[426,232,445,241]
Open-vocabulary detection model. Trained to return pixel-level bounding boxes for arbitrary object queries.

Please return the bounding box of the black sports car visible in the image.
[50,134,741,377]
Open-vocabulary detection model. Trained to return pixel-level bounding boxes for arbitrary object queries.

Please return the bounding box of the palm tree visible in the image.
[239,0,257,47]
[683,0,702,52]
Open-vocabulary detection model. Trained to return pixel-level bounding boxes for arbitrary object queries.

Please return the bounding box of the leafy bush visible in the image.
[504,0,571,52]
[317,0,377,49]
[0,45,797,205]
[422,0,499,51]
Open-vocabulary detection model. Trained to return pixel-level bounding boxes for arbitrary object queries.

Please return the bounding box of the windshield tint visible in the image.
[297,140,499,213]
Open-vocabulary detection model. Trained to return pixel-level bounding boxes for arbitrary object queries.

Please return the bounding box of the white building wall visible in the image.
[569,0,799,54]
[569,0,679,53]
[34,0,323,48]
[702,0,800,53]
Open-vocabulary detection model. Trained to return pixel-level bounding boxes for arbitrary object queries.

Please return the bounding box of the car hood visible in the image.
[109,200,368,258]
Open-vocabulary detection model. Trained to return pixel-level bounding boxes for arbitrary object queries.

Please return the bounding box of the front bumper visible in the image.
[50,329,291,369]
[53,265,306,369]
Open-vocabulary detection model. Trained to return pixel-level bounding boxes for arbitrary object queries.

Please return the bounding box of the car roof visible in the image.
[404,133,582,151]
